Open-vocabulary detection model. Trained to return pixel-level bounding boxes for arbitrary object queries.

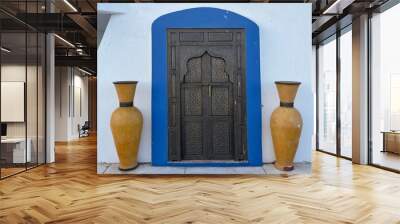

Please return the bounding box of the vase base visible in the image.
[119,163,139,171]
[273,161,294,171]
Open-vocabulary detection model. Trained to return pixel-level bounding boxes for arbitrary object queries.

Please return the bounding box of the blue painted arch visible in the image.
[152,7,262,166]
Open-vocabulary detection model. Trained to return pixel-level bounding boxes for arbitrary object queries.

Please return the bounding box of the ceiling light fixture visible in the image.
[63,0,78,12]
[76,48,86,56]
[54,34,75,48]
[78,67,93,76]
[1,47,11,53]
[323,0,354,15]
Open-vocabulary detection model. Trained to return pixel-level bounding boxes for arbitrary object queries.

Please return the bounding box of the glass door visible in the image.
[0,1,47,179]
[316,26,353,159]
[1,30,28,178]
[317,36,337,155]
[339,28,352,159]
[370,4,400,171]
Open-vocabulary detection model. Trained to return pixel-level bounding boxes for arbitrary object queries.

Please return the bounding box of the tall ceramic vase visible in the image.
[111,81,143,171]
[270,81,303,171]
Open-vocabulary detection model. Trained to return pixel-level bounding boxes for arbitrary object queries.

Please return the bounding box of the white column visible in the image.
[352,14,369,164]
[46,32,55,163]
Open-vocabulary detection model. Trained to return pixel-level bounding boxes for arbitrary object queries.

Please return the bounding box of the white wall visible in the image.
[1,64,46,163]
[97,3,313,163]
[1,65,43,138]
[73,73,89,137]
[55,67,89,141]
[55,67,69,141]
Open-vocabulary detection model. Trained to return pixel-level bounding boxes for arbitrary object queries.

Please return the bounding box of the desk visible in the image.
[382,131,400,155]
[1,138,31,163]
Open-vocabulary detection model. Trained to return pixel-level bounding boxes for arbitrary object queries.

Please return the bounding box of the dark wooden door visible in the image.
[168,29,247,161]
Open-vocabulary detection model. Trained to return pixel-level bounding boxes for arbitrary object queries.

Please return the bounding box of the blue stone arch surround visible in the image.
[152,7,262,166]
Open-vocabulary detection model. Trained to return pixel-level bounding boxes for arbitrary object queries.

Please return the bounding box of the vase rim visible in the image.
[113,81,138,84]
[275,81,301,85]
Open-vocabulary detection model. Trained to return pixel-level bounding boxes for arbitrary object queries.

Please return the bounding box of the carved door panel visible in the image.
[168,29,246,161]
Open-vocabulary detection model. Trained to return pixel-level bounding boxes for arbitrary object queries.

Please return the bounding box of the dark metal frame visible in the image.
[315,24,353,161]
[336,29,342,159]
[0,25,2,179]
[315,44,319,151]
[367,11,373,167]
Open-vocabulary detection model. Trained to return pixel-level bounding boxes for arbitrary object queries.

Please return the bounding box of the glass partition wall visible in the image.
[317,35,337,155]
[370,3,400,172]
[339,29,352,159]
[0,4,46,179]
[317,26,353,159]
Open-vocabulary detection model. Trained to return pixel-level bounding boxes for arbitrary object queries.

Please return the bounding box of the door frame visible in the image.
[151,7,262,166]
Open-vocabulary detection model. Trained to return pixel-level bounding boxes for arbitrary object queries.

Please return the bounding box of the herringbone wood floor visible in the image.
[1,135,400,224]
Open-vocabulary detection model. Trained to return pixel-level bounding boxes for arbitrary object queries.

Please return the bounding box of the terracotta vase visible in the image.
[110,81,143,171]
[270,81,303,171]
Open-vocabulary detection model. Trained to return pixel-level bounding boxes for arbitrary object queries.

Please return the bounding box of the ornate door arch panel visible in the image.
[168,29,247,161]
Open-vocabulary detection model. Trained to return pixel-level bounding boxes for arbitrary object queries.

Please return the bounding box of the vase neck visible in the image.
[280,102,294,108]
[275,82,300,105]
[113,82,137,107]
[120,102,134,107]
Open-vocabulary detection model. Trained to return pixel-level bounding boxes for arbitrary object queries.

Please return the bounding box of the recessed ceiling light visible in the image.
[322,0,354,15]
[78,67,93,76]
[54,34,75,48]
[1,47,11,53]
[63,0,78,12]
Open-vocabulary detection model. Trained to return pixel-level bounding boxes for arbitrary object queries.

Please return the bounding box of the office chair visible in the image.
[79,121,90,138]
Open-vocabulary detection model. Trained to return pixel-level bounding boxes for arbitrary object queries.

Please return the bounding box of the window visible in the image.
[318,36,337,154]
[339,29,352,158]
[370,3,400,171]
[317,26,353,159]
